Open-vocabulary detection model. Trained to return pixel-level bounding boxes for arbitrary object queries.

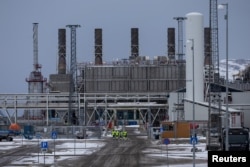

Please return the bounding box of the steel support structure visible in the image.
[206,0,222,151]
[66,25,81,125]
[210,0,220,82]
[0,93,168,127]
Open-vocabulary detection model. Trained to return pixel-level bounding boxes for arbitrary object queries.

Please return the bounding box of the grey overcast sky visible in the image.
[0,0,249,93]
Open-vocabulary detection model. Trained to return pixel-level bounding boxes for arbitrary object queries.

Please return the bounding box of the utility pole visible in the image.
[189,39,196,167]
[218,2,229,151]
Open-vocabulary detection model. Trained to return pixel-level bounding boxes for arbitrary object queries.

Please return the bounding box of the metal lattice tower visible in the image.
[66,24,80,125]
[210,0,220,83]
[207,0,222,151]
[66,25,80,92]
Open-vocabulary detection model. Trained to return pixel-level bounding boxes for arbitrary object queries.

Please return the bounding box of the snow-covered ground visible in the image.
[0,138,106,166]
[147,143,207,167]
[0,126,208,167]
[0,139,207,167]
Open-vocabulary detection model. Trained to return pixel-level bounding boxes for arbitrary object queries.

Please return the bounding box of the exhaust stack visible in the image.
[95,28,103,65]
[130,28,139,60]
[33,23,41,71]
[168,28,175,62]
[58,29,66,74]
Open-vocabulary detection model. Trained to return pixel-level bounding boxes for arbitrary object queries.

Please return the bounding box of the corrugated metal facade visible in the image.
[83,64,185,93]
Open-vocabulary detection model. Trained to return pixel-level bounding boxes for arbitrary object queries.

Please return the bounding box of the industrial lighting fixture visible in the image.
[187,38,195,166]
[218,3,229,151]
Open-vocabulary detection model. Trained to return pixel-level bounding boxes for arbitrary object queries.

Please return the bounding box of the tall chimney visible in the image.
[95,28,103,65]
[130,28,139,60]
[168,28,175,61]
[58,29,66,74]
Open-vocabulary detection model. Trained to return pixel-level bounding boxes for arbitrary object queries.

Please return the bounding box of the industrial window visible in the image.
[127,111,134,120]
[117,111,124,119]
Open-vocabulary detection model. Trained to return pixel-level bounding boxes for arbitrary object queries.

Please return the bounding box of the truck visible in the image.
[0,123,21,141]
[0,130,16,141]
[220,127,249,151]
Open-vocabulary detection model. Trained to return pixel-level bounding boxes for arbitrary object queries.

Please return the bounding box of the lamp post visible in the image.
[218,3,229,151]
[188,38,195,166]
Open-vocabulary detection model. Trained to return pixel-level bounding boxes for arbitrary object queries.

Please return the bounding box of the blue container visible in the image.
[24,125,34,135]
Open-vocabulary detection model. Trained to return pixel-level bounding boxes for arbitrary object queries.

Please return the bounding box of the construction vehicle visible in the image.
[0,130,20,141]
[0,130,13,141]
[220,127,249,151]
[0,123,21,141]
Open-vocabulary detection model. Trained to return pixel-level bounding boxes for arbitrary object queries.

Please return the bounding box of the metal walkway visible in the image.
[0,93,169,126]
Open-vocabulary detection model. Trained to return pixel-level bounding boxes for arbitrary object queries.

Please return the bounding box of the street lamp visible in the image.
[187,38,195,166]
[218,3,229,151]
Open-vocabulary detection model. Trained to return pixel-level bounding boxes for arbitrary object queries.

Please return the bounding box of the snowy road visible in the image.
[0,126,208,167]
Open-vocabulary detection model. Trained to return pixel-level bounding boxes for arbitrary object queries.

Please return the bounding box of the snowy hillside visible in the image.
[219,59,250,81]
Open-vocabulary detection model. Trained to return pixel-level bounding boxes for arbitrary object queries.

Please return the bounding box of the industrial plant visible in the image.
[0,0,250,152]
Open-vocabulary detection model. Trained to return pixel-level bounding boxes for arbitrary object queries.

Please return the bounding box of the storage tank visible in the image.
[185,12,204,102]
